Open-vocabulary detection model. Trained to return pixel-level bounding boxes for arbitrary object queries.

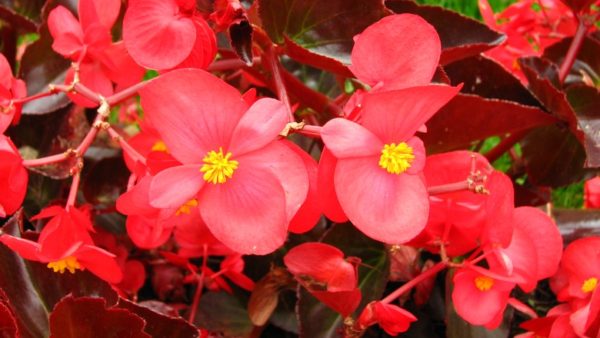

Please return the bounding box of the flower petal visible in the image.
[349,14,441,90]
[321,118,383,159]
[199,161,287,255]
[149,164,204,209]
[78,0,121,31]
[335,157,429,243]
[317,148,348,223]
[361,85,461,143]
[229,98,288,155]
[48,6,84,58]
[172,17,217,70]
[140,69,247,163]
[76,245,123,284]
[0,235,41,261]
[126,216,172,249]
[286,142,321,234]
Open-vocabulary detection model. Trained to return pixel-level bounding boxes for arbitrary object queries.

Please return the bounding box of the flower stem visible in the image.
[22,152,69,167]
[558,18,587,84]
[107,127,147,166]
[66,172,81,209]
[485,130,528,163]
[265,46,294,122]
[427,181,470,195]
[380,261,447,304]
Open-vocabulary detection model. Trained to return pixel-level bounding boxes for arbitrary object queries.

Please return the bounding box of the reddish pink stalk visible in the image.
[188,245,209,324]
[22,152,69,167]
[107,127,147,165]
[66,172,81,209]
[427,181,470,195]
[508,297,538,318]
[380,261,447,304]
[265,47,294,122]
[558,18,587,84]
[208,57,260,72]
[295,124,323,138]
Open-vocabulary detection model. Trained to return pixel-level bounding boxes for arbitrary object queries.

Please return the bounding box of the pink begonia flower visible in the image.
[0,135,27,217]
[139,69,308,255]
[0,54,26,133]
[321,85,459,244]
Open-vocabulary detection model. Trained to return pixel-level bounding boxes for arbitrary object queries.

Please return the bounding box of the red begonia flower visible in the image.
[0,54,26,133]
[140,69,308,255]
[357,301,417,335]
[553,237,600,301]
[520,304,575,338]
[174,217,234,258]
[0,135,27,218]
[452,266,515,328]
[321,85,460,244]
[123,0,216,70]
[284,242,361,317]
[585,177,600,208]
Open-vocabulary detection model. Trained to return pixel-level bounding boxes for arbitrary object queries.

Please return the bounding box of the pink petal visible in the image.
[321,118,383,159]
[149,164,204,209]
[349,14,441,90]
[116,176,158,217]
[317,148,348,223]
[78,0,121,31]
[0,54,12,89]
[123,0,196,69]
[480,172,515,248]
[405,136,426,175]
[287,141,321,234]
[48,6,84,58]
[76,245,123,284]
[335,157,429,244]
[373,302,417,335]
[126,216,172,249]
[361,85,461,143]
[172,17,217,70]
[98,42,145,87]
[229,98,288,156]
[198,161,287,255]
[140,69,247,164]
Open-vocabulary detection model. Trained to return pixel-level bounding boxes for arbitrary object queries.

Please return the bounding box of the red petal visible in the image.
[140,69,247,164]
[76,245,123,284]
[117,260,146,294]
[98,42,145,87]
[116,176,158,217]
[0,235,42,261]
[373,302,417,335]
[311,289,361,317]
[335,157,428,243]
[350,14,441,90]
[361,85,461,143]
[229,98,288,156]
[149,164,204,209]
[172,17,217,70]
[78,0,121,30]
[198,160,287,255]
[317,148,348,223]
[0,54,13,89]
[287,141,322,234]
[126,216,172,249]
[321,118,383,159]
[48,6,84,58]
[123,0,196,69]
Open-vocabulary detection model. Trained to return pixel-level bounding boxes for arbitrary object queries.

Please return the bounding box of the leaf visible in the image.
[553,208,600,244]
[558,0,597,13]
[82,157,129,207]
[543,36,600,87]
[257,0,388,74]
[196,292,254,337]
[117,298,199,338]
[49,296,150,338]
[566,85,600,167]
[422,93,558,153]
[0,210,118,338]
[297,223,389,338]
[0,0,43,33]
[385,0,505,65]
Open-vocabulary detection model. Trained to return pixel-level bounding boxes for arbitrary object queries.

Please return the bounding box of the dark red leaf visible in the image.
[544,35,600,87]
[49,296,149,338]
[559,0,597,13]
[117,298,198,338]
[0,299,19,338]
[0,0,43,33]
[554,209,600,244]
[196,292,254,337]
[385,0,505,65]
[422,93,558,153]
[566,84,600,167]
[82,157,129,206]
[257,0,388,74]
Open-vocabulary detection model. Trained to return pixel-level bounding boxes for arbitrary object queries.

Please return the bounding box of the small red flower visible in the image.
[357,301,417,336]
[0,135,27,218]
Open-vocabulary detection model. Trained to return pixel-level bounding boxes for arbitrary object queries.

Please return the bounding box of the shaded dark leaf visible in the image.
[118,298,198,338]
[257,0,388,74]
[558,0,597,13]
[521,125,587,187]
[196,292,254,337]
[554,208,600,244]
[297,223,389,338]
[82,156,129,206]
[0,0,45,32]
[566,84,600,167]
[544,36,600,87]
[423,93,558,153]
[230,20,254,65]
[0,210,118,338]
[514,184,552,207]
[385,0,505,65]
[49,296,149,338]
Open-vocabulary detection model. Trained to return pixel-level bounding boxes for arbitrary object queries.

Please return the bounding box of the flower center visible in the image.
[200,147,239,184]
[176,199,198,216]
[379,142,414,174]
[47,256,81,274]
[474,275,494,291]
[582,277,598,293]
[151,140,168,152]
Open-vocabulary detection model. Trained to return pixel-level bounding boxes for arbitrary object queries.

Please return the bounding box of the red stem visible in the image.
[295,124,323,138]
[22,152,69,167]
[380,261,447,304]
[188,272,205,323]
[107,127,147,165]
[558,18,587,84]
[66,172,81,209]
[265,47,294,122]
[106,81,150,106]
[208,57,260,72]
[427,181,470,195]
[485,130,528,163]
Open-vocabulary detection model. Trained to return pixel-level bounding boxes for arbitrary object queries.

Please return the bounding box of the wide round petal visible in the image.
[229,98,288,156]
[335,157,429,244]
[321,118,383,159]
[76,245,123,284]
[198,160,287,255]
[349,14,441,90]
[405,136,426,175]
[172,17,217,70]
[126,216,172,249]
[123,0,196,70]
[116,176,158,217]
[140,69,248,164]
[48,6,84,58]
[361,85,461,143]
[78,0,121,31]
[317,148,348,223]
[149,164,204,209]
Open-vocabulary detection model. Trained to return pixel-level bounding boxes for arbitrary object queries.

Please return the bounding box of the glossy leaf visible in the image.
[196,292,254,337]
[566,85,600,167]
[385,0,505,65]
[544,36,600,87]
[117,299,199,338]
[297,223,389,338]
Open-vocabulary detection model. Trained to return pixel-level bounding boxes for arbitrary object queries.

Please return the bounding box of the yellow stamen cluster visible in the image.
[151,141,168,152]
[378,142,415,174]
[582,277,598,293]
[200,147,239,184]
[47,256,81,274]
[176,199,198,216]
[474,275,494,292]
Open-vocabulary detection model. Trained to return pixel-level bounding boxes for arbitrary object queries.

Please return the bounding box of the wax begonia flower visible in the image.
[357,301,418,335]
[284,242,361,317]
[551,237,600,301]
[123,0,217,70]
[321,85,460,244]
[584,177,600,208]
[0,54,26,133]
[174,217,234,258]
[0,135,27,218]
[452,266,516,328]
[139,69,308,255]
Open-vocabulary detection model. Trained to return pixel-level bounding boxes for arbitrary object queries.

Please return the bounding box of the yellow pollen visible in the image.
[200,147,239,184]
[151,141,168,152]
[378,142,415,174]
[474,275,494,291]
[47,256,81,274]
[176,199,198,216]
[582,277,598,293]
